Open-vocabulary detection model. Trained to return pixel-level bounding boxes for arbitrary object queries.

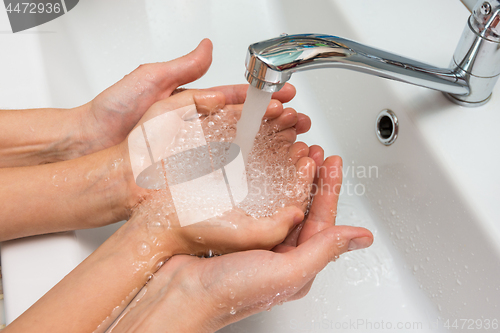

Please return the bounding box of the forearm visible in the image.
[0,144,147,241]
[0,106,87,167]
[112,285,218,333]
[4,216,177,333]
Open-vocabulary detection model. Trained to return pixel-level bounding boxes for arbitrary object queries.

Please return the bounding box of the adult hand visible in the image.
[107,154,374,333]
[77,39,308,157]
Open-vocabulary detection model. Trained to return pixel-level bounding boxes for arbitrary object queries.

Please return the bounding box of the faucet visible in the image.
[245,0,500,107]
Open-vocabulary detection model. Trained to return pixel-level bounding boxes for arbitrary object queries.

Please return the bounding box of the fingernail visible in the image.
[347,237,372,251]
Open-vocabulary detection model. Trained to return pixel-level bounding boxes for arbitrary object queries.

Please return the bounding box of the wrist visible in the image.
[157,264,223,333]
[55,106,91,161]
[108,142,150,221]
[121,203,183,259]
[73,102,99,156]
[37,106,93,163]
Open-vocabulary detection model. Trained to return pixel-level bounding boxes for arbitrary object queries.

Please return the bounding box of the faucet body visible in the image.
[245,1,500,107]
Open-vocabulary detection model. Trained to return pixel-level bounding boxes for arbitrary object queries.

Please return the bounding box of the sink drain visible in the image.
[376,110,398,145]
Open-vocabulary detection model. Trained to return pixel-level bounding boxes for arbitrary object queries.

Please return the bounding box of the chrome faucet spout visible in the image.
[245,1,500,107]
[245,34,468,95]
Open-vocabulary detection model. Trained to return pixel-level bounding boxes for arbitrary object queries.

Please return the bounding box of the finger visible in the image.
[205,83,296,105]
[207,226,371,322]
[250,206,304,250]
[174,204,304,256]
[227,225,372,319]
[307,156,342,223]
[155,39,213,97]
[267,108,298,132]
[283,226,373,285]
[263,100,285,120]
[275,152,315,248]
[294,156,316,212]
[308,145,324,195]
[131,39,212,100]
[295,113,311,135]
[273,128,297,144]
[93,39,213,124]
[287,142,309,165]
[308,145,324,167]
[278,148,324,279]
[137,90,225,126]
[273,83,296,103]
[297,156,343,244]
[193,91,226,115]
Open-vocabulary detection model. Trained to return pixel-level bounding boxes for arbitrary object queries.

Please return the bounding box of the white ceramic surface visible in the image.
[1,1,499,332]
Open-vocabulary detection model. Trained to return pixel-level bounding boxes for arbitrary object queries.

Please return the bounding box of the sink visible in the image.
[1,0,499,331]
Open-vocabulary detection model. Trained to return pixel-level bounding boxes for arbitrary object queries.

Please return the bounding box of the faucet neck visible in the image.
[448,1,500,106]
[246,34,469,96]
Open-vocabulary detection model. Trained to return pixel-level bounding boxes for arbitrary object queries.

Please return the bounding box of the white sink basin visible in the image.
[1,0,499,331]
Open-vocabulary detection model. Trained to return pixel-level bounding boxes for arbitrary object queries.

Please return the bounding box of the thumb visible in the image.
[157,38,213,92]
[97,38,213,107]
[134,38,213,98]
[89,39,213,137]
[286,226,373,282]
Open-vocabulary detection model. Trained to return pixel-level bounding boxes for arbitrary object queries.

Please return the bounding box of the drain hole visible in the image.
[378,116,393,139]
[376,110,398,146]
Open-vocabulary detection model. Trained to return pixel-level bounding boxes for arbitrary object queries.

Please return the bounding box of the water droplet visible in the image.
[137,242,151,256]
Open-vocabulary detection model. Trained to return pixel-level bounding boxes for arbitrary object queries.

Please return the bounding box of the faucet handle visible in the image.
[471,1,500,41]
